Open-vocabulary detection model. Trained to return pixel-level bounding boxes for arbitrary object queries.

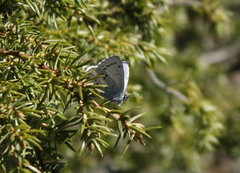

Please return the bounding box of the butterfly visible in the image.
[87,55,129,106]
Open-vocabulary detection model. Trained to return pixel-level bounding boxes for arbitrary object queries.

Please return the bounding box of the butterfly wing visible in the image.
[87,55,129,105]
[122,61,129,93]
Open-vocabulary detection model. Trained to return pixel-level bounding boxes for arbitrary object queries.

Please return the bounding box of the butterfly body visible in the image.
[87,55,129,106]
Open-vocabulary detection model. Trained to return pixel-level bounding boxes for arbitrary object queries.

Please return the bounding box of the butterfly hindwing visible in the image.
[94,67,119,99]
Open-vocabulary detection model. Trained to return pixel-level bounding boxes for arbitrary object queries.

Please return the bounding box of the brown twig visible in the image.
[147,68,189,103]
[169,0,204,7]
[0,49,31,59]
[200,38,240,66]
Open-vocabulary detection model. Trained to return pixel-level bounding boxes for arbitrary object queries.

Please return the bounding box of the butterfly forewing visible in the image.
[122,61,129,92]
[98,56,125,88]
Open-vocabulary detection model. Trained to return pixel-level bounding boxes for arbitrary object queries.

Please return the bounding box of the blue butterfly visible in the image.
[87,55,129,106]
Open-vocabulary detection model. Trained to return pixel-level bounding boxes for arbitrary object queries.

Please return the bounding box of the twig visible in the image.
[169,0,204,7]
[200,38,240,66]
[147,68,189,103]
[0,49,31,59]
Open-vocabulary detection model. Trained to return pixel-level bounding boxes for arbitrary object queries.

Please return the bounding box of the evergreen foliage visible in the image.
[0,0,238,172]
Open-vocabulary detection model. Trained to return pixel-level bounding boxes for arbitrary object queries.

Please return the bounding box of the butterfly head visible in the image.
[110,93,129,106]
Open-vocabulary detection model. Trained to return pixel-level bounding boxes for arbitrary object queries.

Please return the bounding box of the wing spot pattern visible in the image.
[103,74,108,80]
